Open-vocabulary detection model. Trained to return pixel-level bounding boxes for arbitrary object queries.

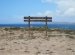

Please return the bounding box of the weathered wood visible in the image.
[24,17,52,22]
[46,16,47,36]
[24,20,52,22]
[24,16,52,37]
[29,16,30,37]
[24,17,52,19]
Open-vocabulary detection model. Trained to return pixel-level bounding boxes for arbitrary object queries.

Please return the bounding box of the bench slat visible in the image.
[24,20,52,22]
[24,17,52,19]
[24,19,52,20]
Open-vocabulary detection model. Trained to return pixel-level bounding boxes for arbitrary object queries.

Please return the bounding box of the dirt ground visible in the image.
[0,28,75,55]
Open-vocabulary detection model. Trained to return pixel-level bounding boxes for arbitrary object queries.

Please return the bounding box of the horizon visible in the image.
[0,22,75,24]
[0,0,75,24]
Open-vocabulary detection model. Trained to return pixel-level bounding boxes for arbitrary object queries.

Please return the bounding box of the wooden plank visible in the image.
[24,17,52,19]
[24,19,52,20]
[24,20,52,22]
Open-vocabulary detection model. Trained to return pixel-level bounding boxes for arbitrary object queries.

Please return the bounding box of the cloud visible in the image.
[41,0,75,18]
[41,0,52,3]
[37,10,53,17]
[56,0,75,17]
[63,8,75,17]
[31,10,54,17]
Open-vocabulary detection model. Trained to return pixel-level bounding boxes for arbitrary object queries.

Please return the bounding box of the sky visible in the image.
[0,0,75,24]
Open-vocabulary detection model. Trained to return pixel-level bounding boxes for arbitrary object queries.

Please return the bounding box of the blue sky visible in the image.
[0,0,75,24]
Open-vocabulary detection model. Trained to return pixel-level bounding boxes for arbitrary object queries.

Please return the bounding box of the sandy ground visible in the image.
[0,28,75,55]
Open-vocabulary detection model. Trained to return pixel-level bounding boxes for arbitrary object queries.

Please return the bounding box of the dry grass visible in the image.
[0,28,75,55]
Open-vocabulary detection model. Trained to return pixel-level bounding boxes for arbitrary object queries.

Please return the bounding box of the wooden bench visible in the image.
[24,16,52,37]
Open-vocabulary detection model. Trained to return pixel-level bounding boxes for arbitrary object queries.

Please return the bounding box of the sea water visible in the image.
[0,23,75,30]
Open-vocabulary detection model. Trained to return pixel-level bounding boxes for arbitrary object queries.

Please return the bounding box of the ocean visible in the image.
[0,23,75,30]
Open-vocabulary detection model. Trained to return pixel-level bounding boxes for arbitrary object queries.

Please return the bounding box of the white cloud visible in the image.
[56,0,75,17]
[31,10,54,17]
[37,10,53,17]
[63,8,75,17]
[41,0,52,3]
[41,0,75,18]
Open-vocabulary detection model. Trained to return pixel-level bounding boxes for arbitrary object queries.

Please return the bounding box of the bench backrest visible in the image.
[24,16,52,22]
[24,16,52,36]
